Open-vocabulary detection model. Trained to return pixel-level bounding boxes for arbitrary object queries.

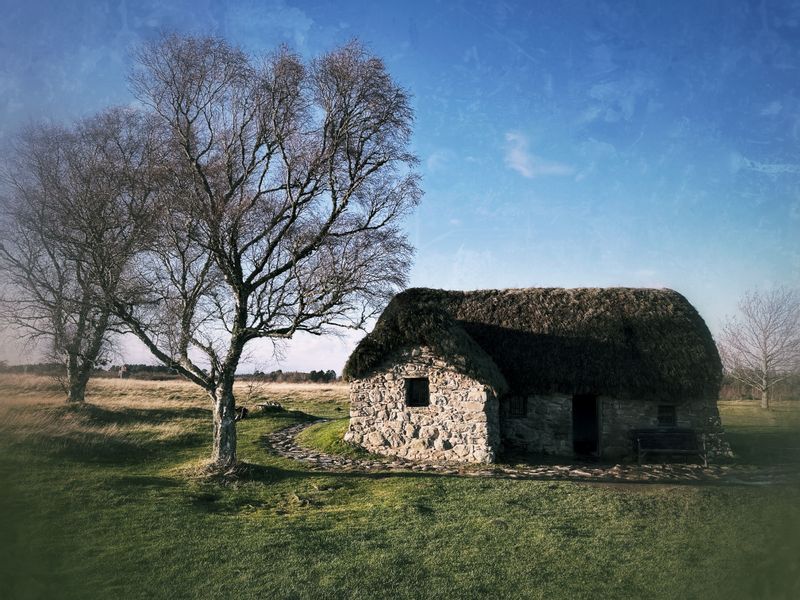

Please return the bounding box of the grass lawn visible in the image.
[0,375,798,599]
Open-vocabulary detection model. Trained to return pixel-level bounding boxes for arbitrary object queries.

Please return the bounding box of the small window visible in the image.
[657,405,676,427]
[405,378,429,407]
[508,396,527,418]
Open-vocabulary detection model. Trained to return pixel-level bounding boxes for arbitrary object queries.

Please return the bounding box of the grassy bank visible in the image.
[294,418,380,460]
[0,376,798,599]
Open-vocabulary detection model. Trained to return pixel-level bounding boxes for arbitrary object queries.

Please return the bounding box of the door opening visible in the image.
[572,394,599,456]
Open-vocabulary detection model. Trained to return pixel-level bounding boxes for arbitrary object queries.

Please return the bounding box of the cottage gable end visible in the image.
[345,346,500,463]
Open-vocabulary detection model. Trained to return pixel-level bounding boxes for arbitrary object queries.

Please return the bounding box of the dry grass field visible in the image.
[0,374,350,408]
[0,374,798,600]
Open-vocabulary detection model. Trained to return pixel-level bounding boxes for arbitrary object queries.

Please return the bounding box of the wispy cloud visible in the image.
[227,0,314,49]
[730,152,800,175]
[426,149,451,172]
[577,75,655,125]
[504,132,574,178]
[760,101,782,116]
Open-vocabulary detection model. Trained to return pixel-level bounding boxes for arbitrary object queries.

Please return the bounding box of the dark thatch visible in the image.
[343,287,722,400]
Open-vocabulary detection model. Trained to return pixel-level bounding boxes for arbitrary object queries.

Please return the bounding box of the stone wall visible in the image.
[345,347,500,463]
[346,347,728,464]
[500,394,573,455]
[600,397,718,458]
[500,394,724,460]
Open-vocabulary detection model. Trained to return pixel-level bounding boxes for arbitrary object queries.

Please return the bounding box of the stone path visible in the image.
[263,421,797,485]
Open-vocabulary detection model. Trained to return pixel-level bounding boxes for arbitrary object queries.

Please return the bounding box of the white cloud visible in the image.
[226,0,313,50]
[426,149,451,172]
[504,132,574,178]
[760,101,782,116]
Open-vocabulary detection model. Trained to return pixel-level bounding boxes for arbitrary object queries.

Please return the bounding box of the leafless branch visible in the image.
[717,287,800,409]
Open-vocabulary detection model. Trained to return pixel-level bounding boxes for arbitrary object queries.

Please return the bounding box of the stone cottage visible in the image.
[342,287,726,464]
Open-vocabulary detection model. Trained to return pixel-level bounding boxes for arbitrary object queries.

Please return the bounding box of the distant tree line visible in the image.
[247,369,338,383]
[0,361,338,383]
[0,361,64,375]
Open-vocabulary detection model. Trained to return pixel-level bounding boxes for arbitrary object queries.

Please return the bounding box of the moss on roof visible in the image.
[343,287,722,400]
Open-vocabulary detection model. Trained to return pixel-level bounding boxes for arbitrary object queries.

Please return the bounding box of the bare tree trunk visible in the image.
[65,353,86,403]
[761,355,770,409]
[210,377,237,469]
[67,375,91,403]
[62,311,109,404]
[65,356,95,403]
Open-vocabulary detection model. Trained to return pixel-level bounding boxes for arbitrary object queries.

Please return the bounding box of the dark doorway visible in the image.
[572,394,599,456]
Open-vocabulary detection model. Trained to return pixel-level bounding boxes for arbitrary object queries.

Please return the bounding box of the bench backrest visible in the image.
[633,428,699,450]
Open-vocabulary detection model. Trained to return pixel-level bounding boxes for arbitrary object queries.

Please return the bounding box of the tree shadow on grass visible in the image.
[246,407,320,424]
[73,404,210,426]
[112,475,183,489]
[726,430,800,466]
[23,413,206,465]
[8,403,212,465]
[47,430,208,465]
[33,406,321,468]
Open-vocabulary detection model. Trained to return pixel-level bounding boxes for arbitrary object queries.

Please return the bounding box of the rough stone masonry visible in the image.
[345,347,500,463]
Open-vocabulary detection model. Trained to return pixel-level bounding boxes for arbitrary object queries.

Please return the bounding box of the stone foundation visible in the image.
[345,347,499,463]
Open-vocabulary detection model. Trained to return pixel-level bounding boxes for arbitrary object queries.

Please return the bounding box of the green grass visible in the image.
[0,376,798,599]
[294,418,380,460]
[718,400,800,465]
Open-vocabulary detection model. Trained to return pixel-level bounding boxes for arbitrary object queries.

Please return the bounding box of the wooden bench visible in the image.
[633,428,707,467]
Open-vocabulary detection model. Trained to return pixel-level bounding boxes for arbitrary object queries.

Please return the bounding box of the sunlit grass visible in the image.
[295,418,379,460]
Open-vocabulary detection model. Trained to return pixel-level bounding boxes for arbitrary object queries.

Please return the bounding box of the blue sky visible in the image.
[1,0,799,372]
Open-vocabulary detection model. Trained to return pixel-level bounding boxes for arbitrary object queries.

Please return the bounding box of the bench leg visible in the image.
[702,437,708,467]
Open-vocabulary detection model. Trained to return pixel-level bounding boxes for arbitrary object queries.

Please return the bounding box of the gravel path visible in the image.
[262,421,796,485]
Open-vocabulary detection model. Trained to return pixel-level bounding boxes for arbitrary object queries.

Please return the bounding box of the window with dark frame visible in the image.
[405,377,430,407]
[657,404,677,427]
[508,395,527,418]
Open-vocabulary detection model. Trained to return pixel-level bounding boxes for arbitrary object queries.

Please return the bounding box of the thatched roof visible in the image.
[343,287,722,400]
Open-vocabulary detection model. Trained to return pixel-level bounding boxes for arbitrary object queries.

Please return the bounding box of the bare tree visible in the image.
[717,287,800,409]
[111,35,421,469]
[0,109,159,402]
